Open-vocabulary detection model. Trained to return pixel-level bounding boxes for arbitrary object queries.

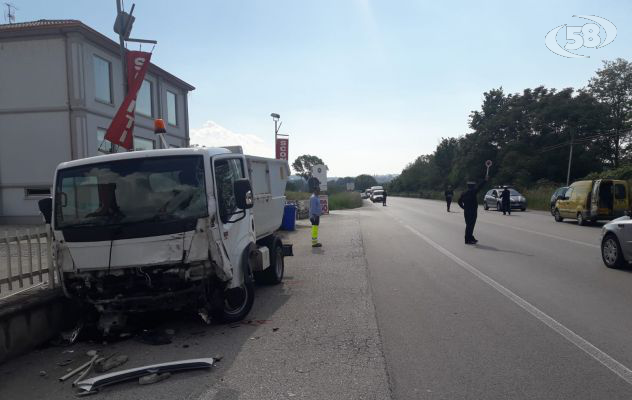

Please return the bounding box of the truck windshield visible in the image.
[54,155,207,229]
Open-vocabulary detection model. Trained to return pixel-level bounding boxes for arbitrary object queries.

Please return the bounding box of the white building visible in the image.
[0,20,195,223]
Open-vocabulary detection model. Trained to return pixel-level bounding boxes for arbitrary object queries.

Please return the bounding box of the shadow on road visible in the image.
[473,243,534,257]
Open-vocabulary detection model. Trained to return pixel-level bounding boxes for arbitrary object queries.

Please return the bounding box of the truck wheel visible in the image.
[259,244,284,285]
[554,209,563,222]
[602,234,625,269]
[214,264,255,323]
[577,212,586,226]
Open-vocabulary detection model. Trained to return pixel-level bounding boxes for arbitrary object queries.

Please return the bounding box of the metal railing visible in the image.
[0,227,57,298]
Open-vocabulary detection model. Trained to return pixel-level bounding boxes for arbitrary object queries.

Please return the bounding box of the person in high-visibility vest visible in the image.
[309,186,323,248]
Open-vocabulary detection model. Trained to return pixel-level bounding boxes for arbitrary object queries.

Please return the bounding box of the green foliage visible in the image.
[292,155,325,180]
[584,164,632,180]
[390,59,632,195]
[285,191,311,201]
[328,192,362,210]
[354,174,378,191]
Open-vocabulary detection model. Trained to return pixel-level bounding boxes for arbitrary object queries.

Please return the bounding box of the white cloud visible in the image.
[190,120,272,157]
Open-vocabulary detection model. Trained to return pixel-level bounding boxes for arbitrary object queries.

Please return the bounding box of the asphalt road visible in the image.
[362,196,632,399]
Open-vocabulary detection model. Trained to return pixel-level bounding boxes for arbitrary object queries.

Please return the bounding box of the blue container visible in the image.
[281,204,297,231]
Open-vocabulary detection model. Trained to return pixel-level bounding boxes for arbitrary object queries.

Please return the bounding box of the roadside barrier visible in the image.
[1,227,57,297]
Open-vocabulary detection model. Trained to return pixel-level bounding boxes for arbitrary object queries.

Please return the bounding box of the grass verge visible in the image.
[329,192,363,210]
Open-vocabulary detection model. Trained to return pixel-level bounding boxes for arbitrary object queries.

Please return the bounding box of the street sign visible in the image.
[485,160,493,178]
[312,164,328,191]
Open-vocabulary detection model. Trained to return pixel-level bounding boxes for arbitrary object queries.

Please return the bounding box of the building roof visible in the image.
[0,19,195,91]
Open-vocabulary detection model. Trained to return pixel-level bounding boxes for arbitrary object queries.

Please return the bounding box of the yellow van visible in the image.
[553,180,630,225]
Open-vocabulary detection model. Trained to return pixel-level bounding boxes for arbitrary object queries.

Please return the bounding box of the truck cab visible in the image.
[39,148,291,333]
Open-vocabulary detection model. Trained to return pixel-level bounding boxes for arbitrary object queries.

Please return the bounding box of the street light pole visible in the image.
[566,131,574,186]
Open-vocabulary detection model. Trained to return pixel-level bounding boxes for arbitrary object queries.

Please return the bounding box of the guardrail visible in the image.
[1,227,57,297]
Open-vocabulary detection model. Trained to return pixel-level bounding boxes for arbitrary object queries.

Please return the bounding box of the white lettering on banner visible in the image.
[133,57,146,80]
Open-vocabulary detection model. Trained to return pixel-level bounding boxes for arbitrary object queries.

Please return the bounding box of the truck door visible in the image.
[212,155,253,273]
[613,182,628,217]
[559,187,573,217]
[591,180,600,217]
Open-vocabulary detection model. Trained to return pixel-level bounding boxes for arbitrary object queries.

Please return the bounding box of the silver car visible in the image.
[483,188,527,211]
[601,216,632,268]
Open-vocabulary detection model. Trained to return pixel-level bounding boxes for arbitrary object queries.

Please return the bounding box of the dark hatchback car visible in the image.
[550,186,569,215]
[483,188,527,211]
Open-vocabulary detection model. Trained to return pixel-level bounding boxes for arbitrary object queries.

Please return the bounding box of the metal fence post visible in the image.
[15,230,24,288]
[26,228,34,285]
[46,227,54,287]
[4,232,12,291]
[36,227,43,282]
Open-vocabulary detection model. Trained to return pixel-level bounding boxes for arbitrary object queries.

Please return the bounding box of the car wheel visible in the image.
[577,212,586,226]
[484,202,489,210]
[554,209,563,222]
[602,234,626,269]
[550,205,555,216]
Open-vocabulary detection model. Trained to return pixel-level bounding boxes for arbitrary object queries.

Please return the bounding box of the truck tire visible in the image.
[602,234,626,269]
[255,239,285,285]
[214,260,255,323]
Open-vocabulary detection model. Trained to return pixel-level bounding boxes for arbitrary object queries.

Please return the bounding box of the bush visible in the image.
[328,192,362,210]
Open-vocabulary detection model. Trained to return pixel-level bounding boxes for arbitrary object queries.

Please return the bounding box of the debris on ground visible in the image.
[273,328,279,332]
[135,329,172,346]
[138,372,171,385]
[182,344,190,348]
[165,329,176,336]
[198,308,211,325]
[94,355,128,373]
[213,355,223,363]
[57,359,74,367]
[75,358,214,393]
[39,370,47,377]
[59,352,99,382]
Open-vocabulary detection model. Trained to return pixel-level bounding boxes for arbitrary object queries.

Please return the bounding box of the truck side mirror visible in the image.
[38,197,52,224]
[234,179,254,210]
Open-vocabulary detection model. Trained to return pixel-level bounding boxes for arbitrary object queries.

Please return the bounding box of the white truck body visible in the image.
[42,147,291,331]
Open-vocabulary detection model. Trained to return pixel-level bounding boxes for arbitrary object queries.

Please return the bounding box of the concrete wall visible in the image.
[0,288,79,365]
[0,37,71,223]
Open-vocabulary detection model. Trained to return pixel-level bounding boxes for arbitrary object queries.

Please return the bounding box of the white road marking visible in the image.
[403,223,632,386]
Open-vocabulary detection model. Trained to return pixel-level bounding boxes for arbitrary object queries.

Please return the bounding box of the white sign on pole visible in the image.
[312,164,328,191]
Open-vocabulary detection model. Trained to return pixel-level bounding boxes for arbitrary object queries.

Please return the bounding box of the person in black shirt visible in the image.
[500,186,511,215]
[458,177,488,244]
[382,190,388,206]
[444,186,454,212]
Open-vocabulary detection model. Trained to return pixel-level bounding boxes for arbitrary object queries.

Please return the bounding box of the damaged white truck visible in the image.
[38,147,292,333]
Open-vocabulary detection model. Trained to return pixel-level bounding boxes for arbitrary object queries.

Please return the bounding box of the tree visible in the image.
[354,174,378,191]
[588,58,632,168]
[292,155,325,180]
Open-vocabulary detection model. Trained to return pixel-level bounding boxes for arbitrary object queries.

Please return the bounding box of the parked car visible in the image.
[483,187,527,211]
[550,186,569,215]
[601,215,632,268]
[553,179,630,225]
[371,190,384,203]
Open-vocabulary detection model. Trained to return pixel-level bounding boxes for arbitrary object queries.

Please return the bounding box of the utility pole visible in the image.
[566,131,574,186]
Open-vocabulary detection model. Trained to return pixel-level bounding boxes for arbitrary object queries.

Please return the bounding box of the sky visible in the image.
[9,0,632,177]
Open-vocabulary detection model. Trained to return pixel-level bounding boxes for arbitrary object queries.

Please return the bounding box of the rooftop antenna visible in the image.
[4,2,16,24]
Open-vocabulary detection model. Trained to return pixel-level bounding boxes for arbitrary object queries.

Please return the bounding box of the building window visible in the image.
[137,80,153,117]
[25,187,51,198]
[167,90,177,126]
[134,137,154,151]
[93,55,112,104]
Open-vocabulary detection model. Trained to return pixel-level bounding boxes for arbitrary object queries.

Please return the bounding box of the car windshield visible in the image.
[509,189,521,196]
[374,190,384,195]
[54,155,207,229]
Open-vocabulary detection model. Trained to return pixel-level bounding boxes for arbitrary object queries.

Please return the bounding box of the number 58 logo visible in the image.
[545,15,617,58]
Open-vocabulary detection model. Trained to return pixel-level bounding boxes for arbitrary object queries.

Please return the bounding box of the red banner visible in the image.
[276,137,289,160]
[104,51,152,150]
